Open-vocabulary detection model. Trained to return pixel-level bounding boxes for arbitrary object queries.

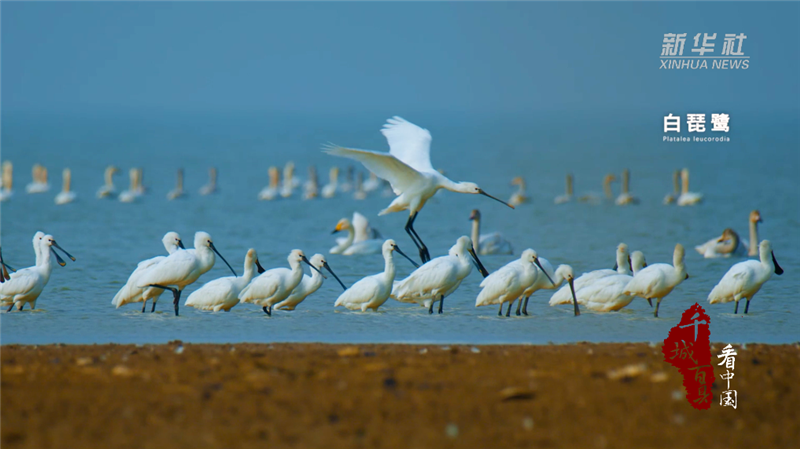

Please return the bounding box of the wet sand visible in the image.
[2,342,798,448]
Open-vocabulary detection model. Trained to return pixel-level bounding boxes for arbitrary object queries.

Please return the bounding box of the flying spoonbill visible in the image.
[0,234,71,311]
[623,243,689,317]
[708,240,783,314]
[391,236,489,314]
[696,210,762,258]
[239,250,325,315]
[324,116,514,264]
[97,165,119,198]
[138,232,236,316]
[112,232,185,312]
[199,167,218,195]
[185,248,266,312]
[677,168,703,206]
[469,209,513,255]
[275,254,347,311]
[334,239,418,312]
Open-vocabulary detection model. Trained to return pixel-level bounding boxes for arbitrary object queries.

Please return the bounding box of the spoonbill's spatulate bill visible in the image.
[0,235,71,311]
[334,240,418,312]
[516,261,574,316]
[391,236,487,314]
[324,116,514,264]
[112,232,185,313]
[275,254,347,311]
[549,243,631,306]
[238,250,325,316]
[708,240,783,314]
[185,248,265,312]
[138,232,236,316]
[623,244,689,317]
[561,252,647,313]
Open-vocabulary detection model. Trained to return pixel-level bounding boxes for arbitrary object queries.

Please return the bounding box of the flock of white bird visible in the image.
[0,117,784,318]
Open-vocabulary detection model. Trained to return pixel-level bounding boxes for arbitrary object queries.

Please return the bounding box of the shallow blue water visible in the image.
[1,114,798,345]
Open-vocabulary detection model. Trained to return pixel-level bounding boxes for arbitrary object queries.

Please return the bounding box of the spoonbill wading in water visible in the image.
[184,248,266,312]
[238,250,326,316]
[324,116,514,264]
[138,232,237,316]
[0,234,73,311]
[707,240,783,314]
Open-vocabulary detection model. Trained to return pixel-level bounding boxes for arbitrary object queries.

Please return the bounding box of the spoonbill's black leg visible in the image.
[141,301,147,313]
[147,284,180,316]
[522,296,531,316]
[744,298,752,314]
[404,212,430,263]
[6,303,14,312]
[151,300,157,313]
[263,306,271,316]
[654,298,661,318]
[438,295,445,314]
[506,302,513,317]
[734,301,739,314]
[498,303,503,316]
[428,302,434,314]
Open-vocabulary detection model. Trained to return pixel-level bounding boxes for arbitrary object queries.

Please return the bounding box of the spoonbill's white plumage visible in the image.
[515,261,573,316]
[469,209,513,255]
[281,162,296,198]
[137,232,236,316]
[25,164,50,194]
[118,168,140,203]
[0,234,71,311]
[199,167,218,195]
[696,210,762,258]
[330,213,384,255]
[555,251,648,313]
[334,239,418,312]
[96,165,119,198]
[554,174,573,204]
[54,168,77,205]
[578,173,616,204]
[549,243,632,305]
[391,236,489,314]
[0,161,14,202]
[677,168,703,206]
[663,170,680,205]
[112,232,185,312]
[321,167,339,198]
[615,169,639,206]
[623,243,689,317]
[324,116,514,264]
[708,240,783,314]
[258,166,280,201]
[185,248,266,312]
[275,254,347,311]
[167,168,186,200]
[239,249,325,315]
[303,166,319,200]
[508,176,528,207]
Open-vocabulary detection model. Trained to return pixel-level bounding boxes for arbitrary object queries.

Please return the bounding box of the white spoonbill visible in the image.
[96,165,119,198]
[554,174,574,204]
[476,249,569,317]
[258,166,281,200]
[118,168,140,203]
[391,236,489,314]
[549,243,632,305]
[2,231,44,282]
[677,168,703,206]
[334,239,419,312]
[321,167,339,198]
[663,170,680,204]
[696,210,762,258]
[275,254,347,311]
[26,164,50,194]
[578,173,617,204]
[112,232,185,312]
[303,166,319,200]
[508,176,529,207]
[185,248,266,312]
[137,232,236,316]
[167,168,186,200]
[280,162,296,198]
[239,250,325,316]
[708,240,783,314]
[54,168,77,205]
[324,116,514,264]
[623,243,689,317]
[330,213,384,255]
[469,209,513,255]
[515,262,573,316]
[199,167,218,195]
[615,169,639,206]
[0,235,71,311]
[554,251,648,313]
[0,161,14,202]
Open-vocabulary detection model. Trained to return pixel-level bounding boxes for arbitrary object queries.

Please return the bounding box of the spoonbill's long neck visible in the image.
[622,171,630,195]
[105,169,114,188]
[383,251,397,283]
[566,175,573,196]
[197,246,216,275]
[38,244,54,283]
[681,171,689,195]
[241,259,256,284]
[471,219,480,254]
[616,251,631,275]
[176,170,184,190]
[63,171,71,193]
[749,221,759,256]
[603,178,613,199]
[672,171,680,195]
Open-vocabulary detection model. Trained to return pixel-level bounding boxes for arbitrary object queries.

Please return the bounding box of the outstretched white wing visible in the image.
[323,145,423,195]
[381,116,436,174]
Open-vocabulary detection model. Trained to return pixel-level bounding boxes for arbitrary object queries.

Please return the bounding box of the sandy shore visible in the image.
[2,342,798,448]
